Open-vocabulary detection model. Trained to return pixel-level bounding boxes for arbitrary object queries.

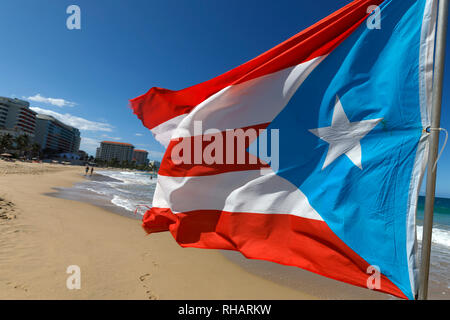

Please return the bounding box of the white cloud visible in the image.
[25,94,76,107]
[80,137,101,155]
[30,107,114,132]
[135,133,143,136]
[147,150,165,160]
[101,134,122,140]
[136,144,165,160]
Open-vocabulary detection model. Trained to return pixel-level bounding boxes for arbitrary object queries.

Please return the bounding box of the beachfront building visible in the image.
[34,114,81,154]
[96,141,135,163]
[0,96,37,137]
[132,149,149,166]
[77,150,88,161]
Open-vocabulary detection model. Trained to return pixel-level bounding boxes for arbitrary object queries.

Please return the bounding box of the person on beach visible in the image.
[90,167,94,176]
[85,165,89,176]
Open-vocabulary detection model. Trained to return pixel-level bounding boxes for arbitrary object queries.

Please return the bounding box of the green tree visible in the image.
[31,143,41,158]
[0,133,14,152]
[121,160,130,168]
[14,134,30,156]
[109,158,120,168]
[149,162,158,172]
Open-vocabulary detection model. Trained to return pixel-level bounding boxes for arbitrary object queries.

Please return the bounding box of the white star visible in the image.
[309,95,383,170]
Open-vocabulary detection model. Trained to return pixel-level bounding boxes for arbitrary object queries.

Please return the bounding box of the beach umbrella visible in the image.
[0,153,12,157]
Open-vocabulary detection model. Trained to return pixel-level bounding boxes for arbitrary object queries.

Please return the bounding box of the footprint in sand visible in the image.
[6,282,28,292]
[0,198,17,221]
[139,273,159,300]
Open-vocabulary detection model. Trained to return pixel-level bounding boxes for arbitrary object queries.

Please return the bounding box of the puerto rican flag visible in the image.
[130,0,437,299]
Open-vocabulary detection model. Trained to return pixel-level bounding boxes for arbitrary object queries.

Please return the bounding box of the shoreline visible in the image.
[46,174,140,221]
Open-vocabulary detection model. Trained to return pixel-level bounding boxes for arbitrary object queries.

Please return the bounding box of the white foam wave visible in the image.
[72,170,156,214]
[111,195,152,214]
[85,187,108,195]
[98,170,157,186]
[111,195,136,212]
[417,225,450,248]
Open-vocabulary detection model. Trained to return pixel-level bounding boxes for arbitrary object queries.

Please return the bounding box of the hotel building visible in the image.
[34,114,81,153]
[133,149,149,166]
[0,96,37,137]
[96,141,135,163]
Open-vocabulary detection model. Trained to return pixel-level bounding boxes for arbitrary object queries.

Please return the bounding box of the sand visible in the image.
[0,160,390,299]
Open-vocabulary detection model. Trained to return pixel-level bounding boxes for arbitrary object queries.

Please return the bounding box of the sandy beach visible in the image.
[0,161,395,300]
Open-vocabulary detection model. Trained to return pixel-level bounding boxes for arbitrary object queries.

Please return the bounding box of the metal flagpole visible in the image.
[418,0,449,300]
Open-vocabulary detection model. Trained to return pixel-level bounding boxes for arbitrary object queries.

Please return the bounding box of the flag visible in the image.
[130,0,437,299]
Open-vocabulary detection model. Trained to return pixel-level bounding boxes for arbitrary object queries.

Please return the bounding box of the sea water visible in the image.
[83,170,156,213]
[416,196,450,298]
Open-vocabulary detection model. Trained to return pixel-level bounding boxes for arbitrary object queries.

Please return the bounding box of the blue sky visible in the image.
[0,0,449,197]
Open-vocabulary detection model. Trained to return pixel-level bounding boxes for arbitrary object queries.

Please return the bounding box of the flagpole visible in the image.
[418,0,449,300]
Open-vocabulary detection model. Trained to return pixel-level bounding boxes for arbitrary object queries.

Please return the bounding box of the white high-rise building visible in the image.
[34,114,81,153]
[133,149,149,165]
[0,96,37,137]
[96,141,135,163]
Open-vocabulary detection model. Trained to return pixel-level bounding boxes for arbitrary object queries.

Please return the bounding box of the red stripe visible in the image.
[130,0,385,131]
[158,123,270,177]
[142,207,408,299]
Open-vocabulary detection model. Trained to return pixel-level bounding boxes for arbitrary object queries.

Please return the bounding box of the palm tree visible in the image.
[121,160,130,168]
[148,162,157,173]
[31,143,41,159]
[0,133,14,153]
[14,134,30,157]
[109,158,120,168]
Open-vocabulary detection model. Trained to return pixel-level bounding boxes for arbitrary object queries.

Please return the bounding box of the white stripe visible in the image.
[418,0,438,128]
[152,169,323,221]
[171,56,326,138]
[151,113,188,147]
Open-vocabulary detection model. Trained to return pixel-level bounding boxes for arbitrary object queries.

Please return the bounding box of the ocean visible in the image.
[51,170,449,299]
[50,170,157,218]
[84,170,157,213]
[416,196,450,299]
